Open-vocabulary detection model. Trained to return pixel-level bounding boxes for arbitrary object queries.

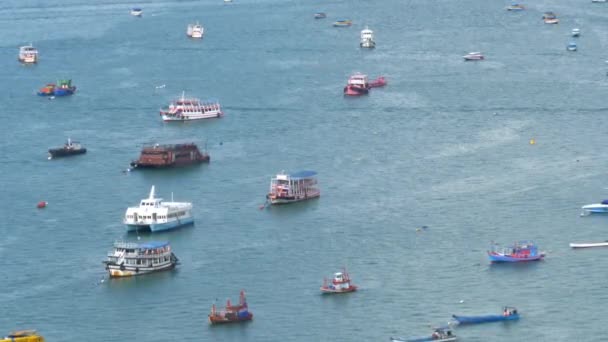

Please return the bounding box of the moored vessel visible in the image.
[463,52,484,61]
[572,28,581,37]
[160,92,222,121]
[543,12,559,24]
[360,26,375,48]
[487,241,544,262]
[187,22,204,38]
[18,44,38,64]
[209,290,253,324]
[506,4,525,11]
[452,307,520,325]
[48,138,86,159]
[267,170,320,205]
[124,186,193,232]
[1,330,44,342]
[314,12,326,19]
[103,241,178,277]
[344,73,370,96]
[130,142,209,169]
[567,42,577,51]
[131,8,143,16]
[390,327,457,342]
[333,19,352,27]
[320,269,357,294]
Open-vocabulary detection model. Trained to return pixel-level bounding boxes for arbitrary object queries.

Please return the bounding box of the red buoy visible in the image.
[37,201,47,209]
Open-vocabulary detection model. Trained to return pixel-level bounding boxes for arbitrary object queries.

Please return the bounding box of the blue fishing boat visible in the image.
[452,307,519,325]
[390,327,457,342]
[52,79,76,96]
[487,241,544,263]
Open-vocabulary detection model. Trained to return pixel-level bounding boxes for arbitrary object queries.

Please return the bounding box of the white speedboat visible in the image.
[124,186,194,232]
[360,26,375,48]
[567,42,577,51]
[463,52,484,61]
[570,241,608,248]
[187,22,204,38]
[572,28,580,37]
[581,200,608,215]
[130,8,143,16]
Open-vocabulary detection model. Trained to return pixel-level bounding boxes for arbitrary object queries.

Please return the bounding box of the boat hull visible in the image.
[125,216,194,232]
[268,192,320,205]
[344,85,369,96]
[161,110,222,121]
[570,242,608,248]
[581,204,608,214]
[130,156,209,169]
[48,148,86,159]
[53,87,76,96]
[452,313,519,324]
[320,285,357,294]
[390,336,457,342]
[105,260,177,278]
[360,40,375,48]
[209,313,253,325]
[488,252,543,263]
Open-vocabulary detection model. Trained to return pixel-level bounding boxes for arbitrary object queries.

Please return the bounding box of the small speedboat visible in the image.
[570,241,608,248]
[390,327,457,342]
[452,307,520,325]
[333,20,352,27]
[463,52,484,61]
[506,4,525,11]
[314,12,326,19]
[130,8,143,16]
[581,200,608,215]
[487,241,544,262]
[572,28,581,37]
[567,42,577,51]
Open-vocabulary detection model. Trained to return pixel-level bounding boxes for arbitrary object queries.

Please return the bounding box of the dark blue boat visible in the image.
[452,307,519,325]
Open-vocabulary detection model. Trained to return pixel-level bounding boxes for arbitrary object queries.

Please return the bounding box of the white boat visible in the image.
[544,18,559,24]
[581,200,608,215]
[463,52,484,61]
[570,241,608,248]
[267,170,320,205]
[187,22,204,39]
[130,8,143,16]
[572,28,581,37]
[124,186,194,232]
[160,91,223,121]
[103,241,178,277]
[18,44,38,64]
[592,0,607,3]
[567,42,577,51]
[360,26,375,48]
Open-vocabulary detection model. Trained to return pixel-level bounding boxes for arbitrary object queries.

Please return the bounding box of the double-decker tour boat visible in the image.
[18,44,38,64]
[130,142,209,169]
[103,241,178,277]
[266,170,320,205]
[124,186,194,232]
[160,92,222,122]
[320,269,357,294]
[209,290,253,324]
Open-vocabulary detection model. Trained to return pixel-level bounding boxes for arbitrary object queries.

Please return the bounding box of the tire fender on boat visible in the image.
[135,267,139,273]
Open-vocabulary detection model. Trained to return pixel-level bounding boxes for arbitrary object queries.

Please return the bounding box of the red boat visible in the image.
[344,73,386,96]
[320,269,357,294]
[368,76,387,88]
[209,290,253,324]
[130,143,209,169]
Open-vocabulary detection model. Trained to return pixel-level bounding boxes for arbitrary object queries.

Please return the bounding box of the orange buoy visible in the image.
[37,201,47,209]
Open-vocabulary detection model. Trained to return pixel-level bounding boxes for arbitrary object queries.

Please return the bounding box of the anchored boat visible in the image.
[452,307,519,325]
[48,138,86,159]
[463,52,484,61]
[209,290,253,324]
[390,327,456,342]
[567,42,577,51]
[488,241,544,262]
[267,170,320,205]
[506,4,525,11]
[103,241,178,277]
[18,44,38,64]
[333,19,352,27]
[360,26,375,48]
[187,22,204,38]
[160,92,222,121]
[130,142,209,169]
[314,12,326,19]
[320,269,357,294]
[572,28,581,37]
[1,331,44,342]
[124,186,193,232]
[38,80,76,96]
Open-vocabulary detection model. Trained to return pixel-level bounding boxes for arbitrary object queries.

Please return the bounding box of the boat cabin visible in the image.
[347,73,369,87]
[503,307,518,316]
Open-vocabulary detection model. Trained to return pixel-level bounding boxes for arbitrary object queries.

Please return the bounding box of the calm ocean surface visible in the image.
[2,0,608,341]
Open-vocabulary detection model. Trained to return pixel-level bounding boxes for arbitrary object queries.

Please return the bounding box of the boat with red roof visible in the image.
[130,142,209,169]
[320,269,357,294]
[209,290,253,324]
[160,91,222,122]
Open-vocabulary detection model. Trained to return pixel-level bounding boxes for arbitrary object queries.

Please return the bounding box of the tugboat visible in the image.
[18,44,38,64]
[360,26,376,48]
[390,327,457,342]
[487,241,545,263]
[103,241,178,277]
[48,138,86,159]
[123,185,194,233]
[187,22,204,38]
[320,269,357,294]
[160,92,222,121]
[266,170,320,205]
[1,330,44,342]
[209,290,253,324]
[130,142,209,169]
[463,52,484,61]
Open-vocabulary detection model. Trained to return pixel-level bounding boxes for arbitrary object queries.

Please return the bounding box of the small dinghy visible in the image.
[567,42,577,51]
[390,327,457,342]
[453,307,520,325]
[570,241,608,248]
[572,28,581,37]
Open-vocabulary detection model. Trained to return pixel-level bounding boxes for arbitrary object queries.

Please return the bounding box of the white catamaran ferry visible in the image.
[267,170,320,205]
[160,92,223,122]
[124,186,194,232]
[103,241,178,277]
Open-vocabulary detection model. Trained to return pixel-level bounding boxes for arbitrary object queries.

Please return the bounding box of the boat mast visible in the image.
[149,185,156,200]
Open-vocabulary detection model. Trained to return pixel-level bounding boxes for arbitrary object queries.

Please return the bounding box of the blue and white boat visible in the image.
[488,241,544,262]
[581,200,608,215]
[572,28,581,37]
[130,8,143,16]
[452,307,519,325]
[390,327,457,342]
[124,186,194,232]
[567,42,577,51]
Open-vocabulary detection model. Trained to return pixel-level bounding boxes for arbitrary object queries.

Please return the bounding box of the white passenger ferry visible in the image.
[103,241,178,277]
[18,44,38,64]
[160,92,223,122]
[267,170,320,205]
[360,27,375,48]
[124,186,194,232]
[187,22,204,38]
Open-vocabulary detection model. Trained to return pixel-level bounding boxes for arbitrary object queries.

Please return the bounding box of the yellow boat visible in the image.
[1,330,44,342]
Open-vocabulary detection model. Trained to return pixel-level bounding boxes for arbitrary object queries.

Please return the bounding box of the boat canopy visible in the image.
[600,199,608,205]
[139,241,170,249]
[289,170,317,179]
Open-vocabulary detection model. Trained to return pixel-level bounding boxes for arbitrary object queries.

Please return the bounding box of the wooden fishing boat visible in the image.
[320,269,357,294]
[570,241,608,248]
[209,290,253,324]
[390,327,456,342]
[452,307,519,325]
[487,241,544,262]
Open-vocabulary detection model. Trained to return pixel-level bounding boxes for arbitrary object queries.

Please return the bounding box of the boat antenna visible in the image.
[149,185,155,199]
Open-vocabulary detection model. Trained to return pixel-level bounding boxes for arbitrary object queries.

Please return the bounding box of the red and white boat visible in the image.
[463,52,484,61]
[160,91,222,122]
[320,269,357,294]
[344,73,370,96]
[267,170,320,205]
[209,290,253,324]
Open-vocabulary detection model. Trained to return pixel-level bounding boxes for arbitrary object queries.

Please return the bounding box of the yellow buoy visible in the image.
[529,139,536,145]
